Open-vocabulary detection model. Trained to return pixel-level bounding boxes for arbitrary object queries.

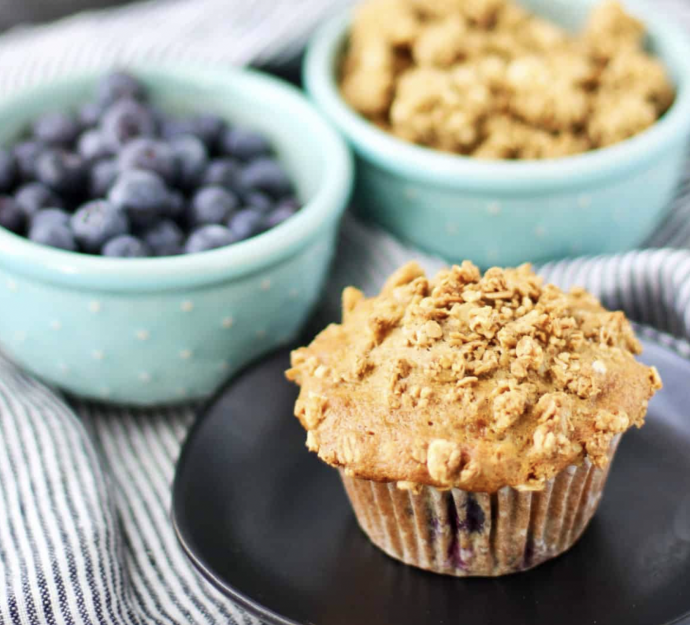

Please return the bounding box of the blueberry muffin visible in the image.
[286,261,662,576]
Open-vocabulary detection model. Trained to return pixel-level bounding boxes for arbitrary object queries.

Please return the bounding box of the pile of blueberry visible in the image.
[0,71,301,256]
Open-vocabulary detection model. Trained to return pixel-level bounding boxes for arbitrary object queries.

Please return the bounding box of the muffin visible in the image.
[286,261,662,576]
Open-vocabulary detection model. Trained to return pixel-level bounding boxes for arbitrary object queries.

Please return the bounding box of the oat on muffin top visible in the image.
[286,262,662,492]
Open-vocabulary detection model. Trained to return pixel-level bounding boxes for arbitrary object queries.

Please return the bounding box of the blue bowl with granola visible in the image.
[0,66,352,405]
[305,0,690,266]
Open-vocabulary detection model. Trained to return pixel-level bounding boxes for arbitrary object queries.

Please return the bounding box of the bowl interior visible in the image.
[0,66,352,290]
[328,0,689,106]
[306,0,690,190]
[522,0,685,72]
[0,69,322,201]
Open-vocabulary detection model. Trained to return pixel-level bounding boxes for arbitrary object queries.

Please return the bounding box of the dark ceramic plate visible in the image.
[173,338,690,625]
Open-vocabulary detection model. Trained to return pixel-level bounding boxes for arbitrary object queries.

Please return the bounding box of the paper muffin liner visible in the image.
[340,435,621,577]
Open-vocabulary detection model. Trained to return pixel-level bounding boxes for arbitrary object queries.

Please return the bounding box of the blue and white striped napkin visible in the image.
[1,1,690,623]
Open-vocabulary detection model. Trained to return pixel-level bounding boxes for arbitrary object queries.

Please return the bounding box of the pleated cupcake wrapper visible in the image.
[340,435,621,577]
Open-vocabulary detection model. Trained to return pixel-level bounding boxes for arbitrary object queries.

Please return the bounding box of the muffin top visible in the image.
[286,262,662,492]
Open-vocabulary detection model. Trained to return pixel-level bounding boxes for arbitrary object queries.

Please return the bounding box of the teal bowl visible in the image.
[0,66,352,405]
[305,0,690,267]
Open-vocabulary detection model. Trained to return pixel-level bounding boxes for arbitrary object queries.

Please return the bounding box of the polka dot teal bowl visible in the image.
[304,0,690,267]
[0,66,352,405]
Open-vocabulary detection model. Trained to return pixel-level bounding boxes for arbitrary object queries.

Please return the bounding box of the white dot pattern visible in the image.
[486,202,501,215]
[535,226,547,238]
[578,194,592,208]
[6,279,17,292]
[404,186,419,200]
[445,222,459,235]
[7,266,307,404]
[486,248,499,262]
[613,209,626,224]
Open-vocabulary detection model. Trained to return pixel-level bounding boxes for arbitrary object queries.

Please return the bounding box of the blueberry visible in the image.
[167,191,185,221]
[241,190,273,213]
[15,182,63,219]
[78,102,104,129]
[276,196,301,212]
[102,234,150,257]
[161,113,226,152]
[170,135,208,190]
[460,495,486,534]
[77,130,113,162]
[108,169,170,227]
[263,203,297,230]
[101,99,156,151]
[141,219,184,256]
[160,117,197,142]
[0,196,25,233]
[13,141,44,181]
[189,186,238,226]
[0,149,17,192]
[240,157,292,198]
[118,138,177,184]
[32,208,71,230]
[71,200,129,253]
[29,222,76,251]
[221,127,271,161]
[184,225,238,254]
[201,158,241,189]
[35,149,87,195]
[32,111,80,147]
[96,71,146,106]
[228,208,265,241]
[151,107,171,132]
[193,114,227,152]
[89,158,118,198]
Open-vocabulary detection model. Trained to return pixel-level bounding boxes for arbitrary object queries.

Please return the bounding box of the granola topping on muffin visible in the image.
[287,262,662,492]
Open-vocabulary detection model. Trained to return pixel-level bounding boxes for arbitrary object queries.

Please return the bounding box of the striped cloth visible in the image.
[1,1,690,624]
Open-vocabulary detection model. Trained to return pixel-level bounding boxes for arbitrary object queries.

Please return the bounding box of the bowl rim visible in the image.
[0,65,353,291]
[304,0,690,193]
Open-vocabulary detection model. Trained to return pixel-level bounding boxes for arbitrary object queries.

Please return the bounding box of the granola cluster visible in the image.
[287,262,662,492]
[340,0,674,159]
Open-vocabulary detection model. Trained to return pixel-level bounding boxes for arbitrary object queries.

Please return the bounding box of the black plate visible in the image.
[173,338,690,625]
